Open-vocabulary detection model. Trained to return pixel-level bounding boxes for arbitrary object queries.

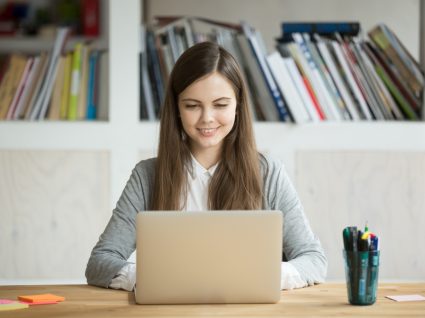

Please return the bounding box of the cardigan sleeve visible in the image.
[264,157,327,285]
[85,159,153,288]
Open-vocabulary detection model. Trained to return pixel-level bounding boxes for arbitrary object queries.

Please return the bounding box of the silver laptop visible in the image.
[135,210,283,304]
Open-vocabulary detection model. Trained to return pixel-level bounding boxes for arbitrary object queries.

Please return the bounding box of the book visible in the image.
[23,53,49,120]
[47,55,66,120]
[241,21,289,121]
[368,24,423,97]
[140,25,156,121]
[237,32,281,121]
[82,0,100,37]
[6,57,34,120]
[283,56,321,122]
[303,33,350,120]
[77,43,91,119]
[29,27,70,120]
[344,39,392,120]
[267,51,310,123]
[146,28,165,115]
[59,52,73,119]
[330,40,374,120]
[363,43,418,120]
[12,55,41,120]
[352,40,403,120]
[86,50,99,120]
[67,42,83,120]
[365,41,421,111]
[314,34,362,120]
[280,22,360,41]
[287,40,333,120]
[0,54,28,119]
[97,51,109,120]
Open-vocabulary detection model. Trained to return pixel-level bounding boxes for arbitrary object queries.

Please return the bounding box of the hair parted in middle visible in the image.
[152,41,264,211]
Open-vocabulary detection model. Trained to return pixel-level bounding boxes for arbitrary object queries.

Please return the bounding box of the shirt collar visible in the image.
[190,153,219,178]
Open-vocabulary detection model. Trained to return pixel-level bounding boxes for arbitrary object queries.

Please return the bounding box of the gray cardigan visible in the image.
[85,155,327,288]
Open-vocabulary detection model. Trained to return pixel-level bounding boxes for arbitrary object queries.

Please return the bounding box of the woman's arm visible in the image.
[265,157,328,286]
[85,160,153,288]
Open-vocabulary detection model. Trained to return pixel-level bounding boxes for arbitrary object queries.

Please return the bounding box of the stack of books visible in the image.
[140,16,288,121]
[0,28,108,121]
[141,18,424,122]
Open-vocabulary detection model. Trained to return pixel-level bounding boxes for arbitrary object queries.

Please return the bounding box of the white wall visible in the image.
[146,0,420,59]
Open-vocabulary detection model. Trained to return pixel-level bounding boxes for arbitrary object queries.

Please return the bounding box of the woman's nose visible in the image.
[201,107,214,123]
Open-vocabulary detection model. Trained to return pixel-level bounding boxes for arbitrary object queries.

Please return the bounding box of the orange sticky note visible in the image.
[18,293,65,303]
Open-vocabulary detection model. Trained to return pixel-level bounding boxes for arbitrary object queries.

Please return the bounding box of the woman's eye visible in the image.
[215,104,228,108]
[185,104,198,108]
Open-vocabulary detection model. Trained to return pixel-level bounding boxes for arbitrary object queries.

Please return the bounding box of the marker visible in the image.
[370,235,379,251]
[364,221,369,233]
[343,227,351,250]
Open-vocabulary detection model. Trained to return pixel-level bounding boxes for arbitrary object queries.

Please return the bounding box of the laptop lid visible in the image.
[135,210,283,304]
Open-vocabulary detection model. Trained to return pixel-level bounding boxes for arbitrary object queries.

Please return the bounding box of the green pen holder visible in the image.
[343,250,380,305]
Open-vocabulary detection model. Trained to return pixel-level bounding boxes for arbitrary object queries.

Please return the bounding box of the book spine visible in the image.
[267,52,310,123]
[60,52,73,119]
[68,43,83,120]
[6,57,34,120]
[86,51,99,120]
[315,36,361,120]
[82,0,100,37]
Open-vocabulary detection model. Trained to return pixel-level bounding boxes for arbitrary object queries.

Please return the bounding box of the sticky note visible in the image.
[20,300,59,306]
[18,293,65,303]
[0,299,29,311]
[386,294,425,302]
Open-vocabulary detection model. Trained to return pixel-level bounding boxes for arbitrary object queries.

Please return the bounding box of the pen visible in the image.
[343,227,351,250]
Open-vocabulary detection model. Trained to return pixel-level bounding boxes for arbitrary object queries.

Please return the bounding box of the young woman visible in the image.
[86,41,327,291]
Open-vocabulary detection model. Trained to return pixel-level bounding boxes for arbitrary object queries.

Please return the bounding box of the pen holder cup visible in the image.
[343,250,380,305]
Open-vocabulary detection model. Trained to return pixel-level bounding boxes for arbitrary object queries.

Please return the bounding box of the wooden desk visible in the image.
[0,283,424,317]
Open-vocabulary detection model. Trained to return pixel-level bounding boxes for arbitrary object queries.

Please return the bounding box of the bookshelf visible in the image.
[1,0,424,284]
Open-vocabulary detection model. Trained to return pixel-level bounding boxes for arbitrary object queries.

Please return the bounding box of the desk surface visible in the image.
[0,283,424,317]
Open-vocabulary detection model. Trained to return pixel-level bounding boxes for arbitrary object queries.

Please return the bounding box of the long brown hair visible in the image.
[152,41,263,210]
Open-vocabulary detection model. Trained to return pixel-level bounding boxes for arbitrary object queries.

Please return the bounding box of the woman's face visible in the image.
[178,72,237,159]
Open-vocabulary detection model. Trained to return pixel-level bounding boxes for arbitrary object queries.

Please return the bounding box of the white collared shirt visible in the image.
[183,153,218,211]
[109,155,306,291]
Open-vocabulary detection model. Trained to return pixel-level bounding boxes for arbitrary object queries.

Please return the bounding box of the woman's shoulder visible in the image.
[133,157,157,180]
[259,153,285,175]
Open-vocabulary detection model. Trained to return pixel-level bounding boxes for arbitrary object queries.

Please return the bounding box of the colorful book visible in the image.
[68,42,83,120]
[368,24,423,97]
[314,34,363,120]
[29,27,70,120]
[6,57,34,120]
[60,52,73,119]
[86,50,99,120]
[77,44,91,119]
[23,52,49,119]
[241,21,289,121]
[267,51,310,123]
[47,55,66,120]
[0,54,28,119]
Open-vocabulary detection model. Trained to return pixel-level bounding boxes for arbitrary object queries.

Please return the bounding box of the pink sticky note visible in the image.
[386,294,425,302]
[0,299,14,304]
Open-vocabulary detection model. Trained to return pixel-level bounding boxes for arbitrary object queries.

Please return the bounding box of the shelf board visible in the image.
[0,36,108,53]
[1,121,424,151]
